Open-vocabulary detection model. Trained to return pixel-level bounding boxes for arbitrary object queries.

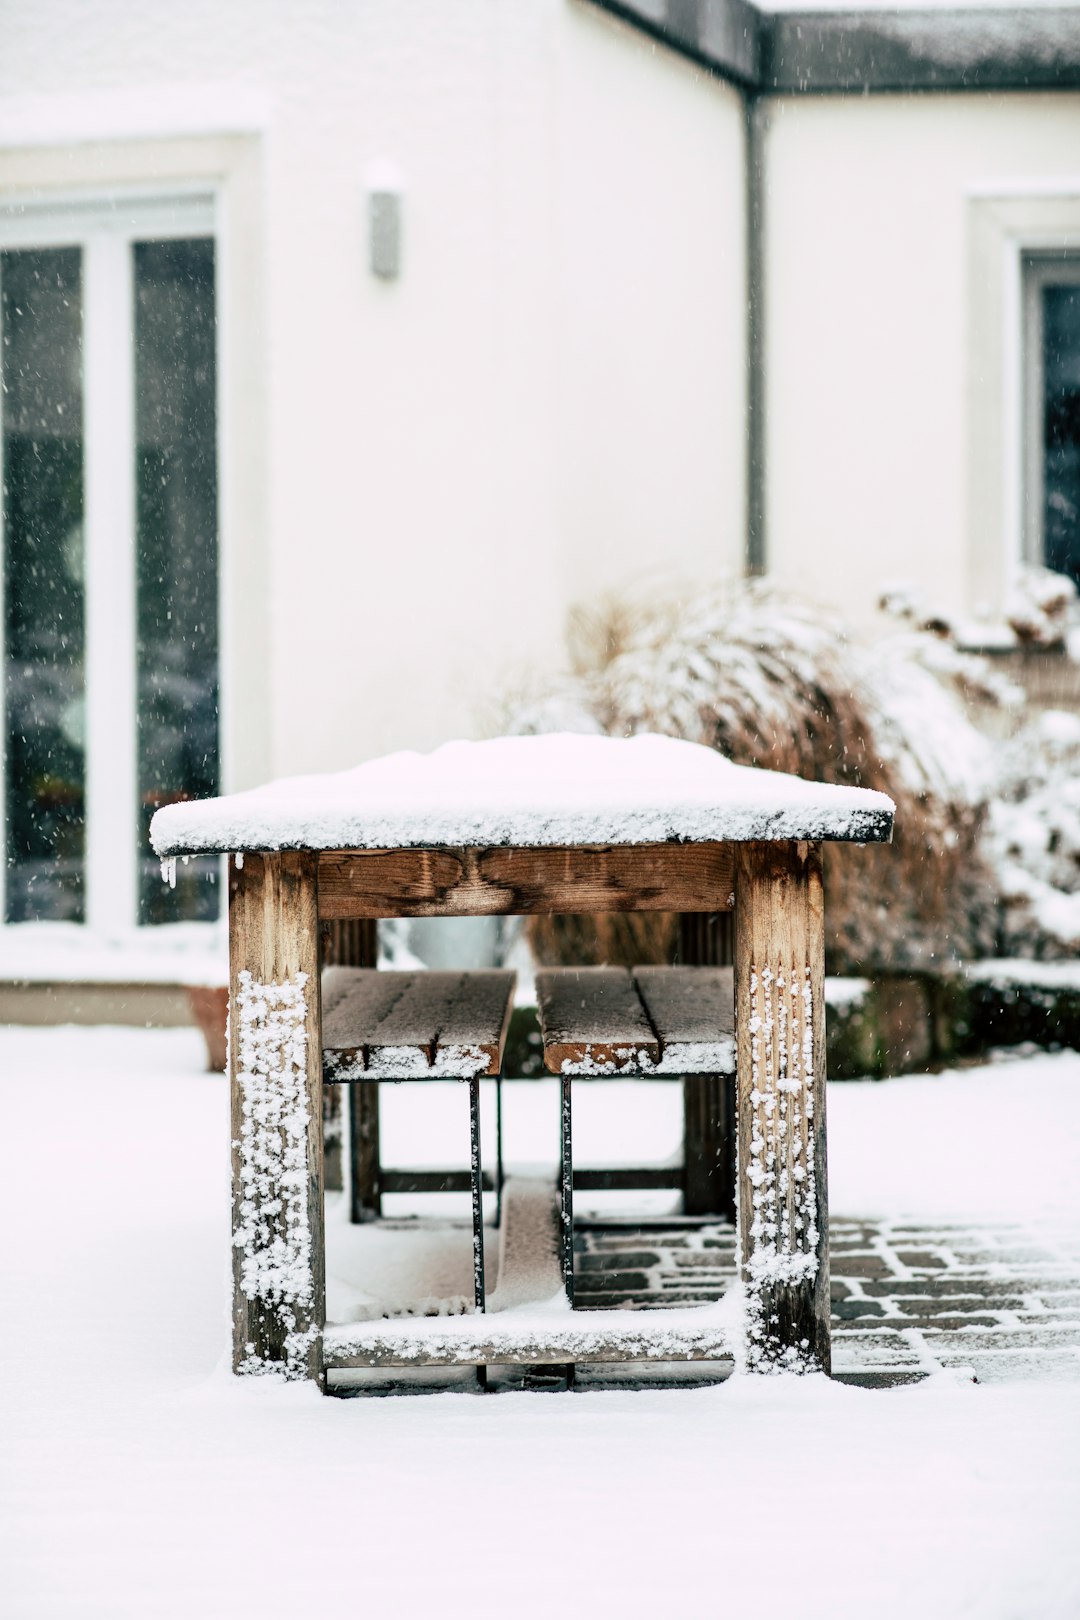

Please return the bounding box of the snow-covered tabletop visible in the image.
[151,733,894,856]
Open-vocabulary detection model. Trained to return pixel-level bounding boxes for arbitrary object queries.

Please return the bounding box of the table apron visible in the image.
[315,843,736,919]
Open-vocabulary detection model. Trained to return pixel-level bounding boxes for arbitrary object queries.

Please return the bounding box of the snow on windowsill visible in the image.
[0,922,227,988]
[0,81,273,148]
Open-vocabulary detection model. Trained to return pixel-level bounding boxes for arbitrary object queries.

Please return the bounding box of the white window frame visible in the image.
[0,189,223,950]
[1023,253,1080,570]
[966,188,1080,614]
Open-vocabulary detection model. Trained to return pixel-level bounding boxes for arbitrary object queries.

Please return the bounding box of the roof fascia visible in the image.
[584,0,762,89]
[763,9,1080,94]
[583,0,1080,94]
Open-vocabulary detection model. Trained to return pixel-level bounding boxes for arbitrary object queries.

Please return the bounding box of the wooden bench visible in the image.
[322,967,515,1080]
[535,965,736,1296]
[536,965,735,1076]
[321,967,515,1314]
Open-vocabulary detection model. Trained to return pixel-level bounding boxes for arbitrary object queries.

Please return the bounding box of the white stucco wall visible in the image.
[0,0,748,782]
[762,90,1080,626]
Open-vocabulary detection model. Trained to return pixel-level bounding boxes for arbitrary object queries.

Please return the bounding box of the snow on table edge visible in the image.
[151,737,895,856]
[152,801,895,857]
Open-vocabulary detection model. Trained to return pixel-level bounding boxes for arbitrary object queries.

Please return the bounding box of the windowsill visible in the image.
[0,920,227,986]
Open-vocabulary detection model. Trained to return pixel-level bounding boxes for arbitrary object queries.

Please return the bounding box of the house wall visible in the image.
[761,90,1080,626]
[0,0,748,783]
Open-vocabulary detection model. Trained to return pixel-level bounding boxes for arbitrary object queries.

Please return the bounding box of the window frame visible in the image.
[0,189,222,943]
[1023,252,1080,574]
[966,189,1080,615]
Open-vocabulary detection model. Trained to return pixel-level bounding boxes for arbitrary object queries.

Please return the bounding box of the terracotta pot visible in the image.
[187,985,229,1073]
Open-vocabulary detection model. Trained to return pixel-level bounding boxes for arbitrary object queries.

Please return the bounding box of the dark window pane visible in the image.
[134,238,220,924]
[2,247,85,922]
[1044,283,1080,586]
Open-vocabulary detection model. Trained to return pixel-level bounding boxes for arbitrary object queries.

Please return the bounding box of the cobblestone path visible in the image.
[575,1216,1080,1384]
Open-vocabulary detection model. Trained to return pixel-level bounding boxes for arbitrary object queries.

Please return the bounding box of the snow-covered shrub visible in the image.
[506,581,1001,973]
[984,709,1080,957]
[1005,567,1078,650]
[882,564,1080,662]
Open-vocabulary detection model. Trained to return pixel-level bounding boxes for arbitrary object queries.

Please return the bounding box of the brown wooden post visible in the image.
[320,919,378,1208]
[733,841,829,1373]
[350,1081,382,1225]
[678,913,735,1220]
[682,1070,736,1218]
[229,851,325,1382]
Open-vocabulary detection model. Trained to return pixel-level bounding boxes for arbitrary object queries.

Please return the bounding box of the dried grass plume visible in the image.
[508,581,999,973]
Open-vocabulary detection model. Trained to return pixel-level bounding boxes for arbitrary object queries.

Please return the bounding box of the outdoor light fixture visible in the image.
[365,158,403,280]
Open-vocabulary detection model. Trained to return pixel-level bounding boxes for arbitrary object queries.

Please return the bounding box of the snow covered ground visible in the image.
[3,1026,1080,1619]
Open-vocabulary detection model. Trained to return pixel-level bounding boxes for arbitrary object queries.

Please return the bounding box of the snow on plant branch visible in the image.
[504,579,998,970]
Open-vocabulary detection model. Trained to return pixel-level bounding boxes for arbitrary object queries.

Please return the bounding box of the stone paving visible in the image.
[574,1216,1080,1384]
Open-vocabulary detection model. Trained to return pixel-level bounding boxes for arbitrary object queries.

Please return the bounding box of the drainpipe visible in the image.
[746,91,767,577]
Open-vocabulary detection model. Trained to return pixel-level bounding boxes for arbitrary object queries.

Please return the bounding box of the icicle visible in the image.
[235,851,244,870]
[159,856,177,889]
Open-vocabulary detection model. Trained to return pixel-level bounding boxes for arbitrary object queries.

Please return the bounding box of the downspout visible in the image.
[746,89,767,577]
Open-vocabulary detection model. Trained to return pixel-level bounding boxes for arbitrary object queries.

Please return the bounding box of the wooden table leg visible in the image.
[678,912,736,1219]
[322,918,377,1197]
[683,1074,736,1220]
[228,851,325,1383]
[349,1084,382,1224]
[734,841,829,1373]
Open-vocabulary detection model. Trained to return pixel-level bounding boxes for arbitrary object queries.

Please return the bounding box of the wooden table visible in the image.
[152,734,893,1388]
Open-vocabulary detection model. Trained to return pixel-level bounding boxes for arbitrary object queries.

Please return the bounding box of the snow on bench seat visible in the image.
[321,968,515,1080]
[536,965,736,1076]
[150,732,895,856]
[322,1302,734,1368]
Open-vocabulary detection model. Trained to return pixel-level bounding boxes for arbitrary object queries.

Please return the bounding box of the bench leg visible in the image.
[349,1083,382,1223]
[469,1077,488,1391]
[682,1074,736,1220]
[495,1074,504,1228]
[734,840,830,1374]
[525,1078,576,1391]
[519,1086,576,1393]
[228,851,324,1384]
[323,920,378,1198]
[560,1076,575,1306]
[678,911,736,1218]
[469,1077,487,1314]
[323,1086,344,1194]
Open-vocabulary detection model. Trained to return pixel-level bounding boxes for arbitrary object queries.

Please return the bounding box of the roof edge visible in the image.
[583,0,1080,94]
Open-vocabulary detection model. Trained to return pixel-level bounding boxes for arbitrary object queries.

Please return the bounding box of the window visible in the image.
[1025,254,1080,588]
[0,195,220,931]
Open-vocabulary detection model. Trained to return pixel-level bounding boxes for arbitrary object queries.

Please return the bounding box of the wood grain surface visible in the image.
[322,969,516,1078]
[536,965,735,1078]
[228,851,324,1382]
[734,839,829,1372]
[317,843,735,918]
[536,967,659,1072]
[633,964,735,1046]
